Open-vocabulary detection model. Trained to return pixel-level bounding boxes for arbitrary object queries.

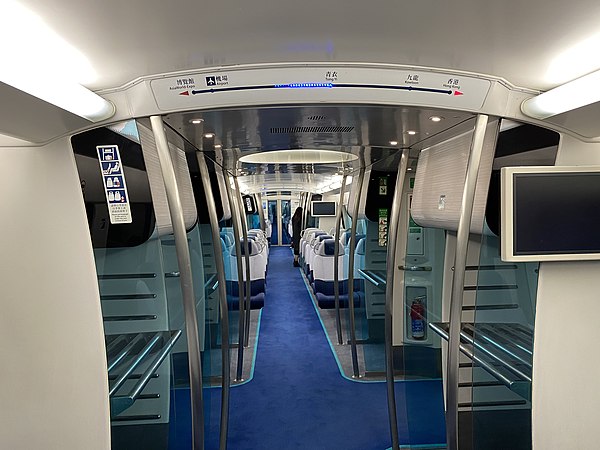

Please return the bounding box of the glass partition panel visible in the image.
[401,193,447,448]
[71,122,199,450]
[161,223,211,450]
[353,217,388,376]
[470,227,537,450]
[178,146,232,450]
[352,166,400,380]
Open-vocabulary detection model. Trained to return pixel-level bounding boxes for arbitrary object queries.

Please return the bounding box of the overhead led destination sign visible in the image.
[150,65,491,112]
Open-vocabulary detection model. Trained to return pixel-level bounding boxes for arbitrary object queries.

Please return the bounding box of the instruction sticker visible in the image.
[379,176,388,195]
[97,145,132,224]
[378,208,388,247]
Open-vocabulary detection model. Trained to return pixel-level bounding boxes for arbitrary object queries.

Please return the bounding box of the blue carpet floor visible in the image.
[169,246,446,449]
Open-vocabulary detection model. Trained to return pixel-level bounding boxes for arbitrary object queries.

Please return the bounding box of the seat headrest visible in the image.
[232,238,259,256]
[220,232,233,247]
[341,230,352,246]
[248,229,265,237]
[302,228,319,239]
[317,238,337,256]
[355,237,366,255]
[312,234,332,247]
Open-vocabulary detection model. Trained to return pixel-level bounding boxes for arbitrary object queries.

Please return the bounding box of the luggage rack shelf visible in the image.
[430,322,533,400]
[106,330,182,417]
[358,269,387,288]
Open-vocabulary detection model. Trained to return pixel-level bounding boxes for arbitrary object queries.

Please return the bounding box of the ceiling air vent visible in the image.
[307,115,327,120]
[270,126,354,134]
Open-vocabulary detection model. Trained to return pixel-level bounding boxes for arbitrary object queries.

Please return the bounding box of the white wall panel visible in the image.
[0,139,110,449]
[534,261,600,449]
[532,135,600,449]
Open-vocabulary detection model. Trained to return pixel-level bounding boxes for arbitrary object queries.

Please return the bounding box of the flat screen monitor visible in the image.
[311,201,336,217]
[501,166,600,262]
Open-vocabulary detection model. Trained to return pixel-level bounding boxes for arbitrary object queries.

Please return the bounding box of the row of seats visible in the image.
[299,228,366,309]
[220,228,269,309]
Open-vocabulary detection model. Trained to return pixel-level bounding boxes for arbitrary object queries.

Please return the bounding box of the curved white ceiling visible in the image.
[18,0,600,92]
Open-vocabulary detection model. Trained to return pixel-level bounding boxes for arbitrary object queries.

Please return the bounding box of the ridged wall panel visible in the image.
[411,119,499,234]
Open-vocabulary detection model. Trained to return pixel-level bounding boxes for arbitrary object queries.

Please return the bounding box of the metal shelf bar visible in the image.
[107,333,145,373]
[109,333,162,397]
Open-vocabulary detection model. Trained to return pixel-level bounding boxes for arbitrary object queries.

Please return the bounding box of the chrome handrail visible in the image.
[385,149,409,450]
[197,150,231,450]
[151,116,205,450]
[446,115,492,450]
[233,176,252,347]
[223,170,247,382]
[347,166,365,379]
[398,265,432,272]
[333,174,347,345]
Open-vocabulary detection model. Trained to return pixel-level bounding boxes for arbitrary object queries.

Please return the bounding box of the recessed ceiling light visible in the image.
[190,118,204,124]
[407,130,417,135]
[214,144,222,149]
[204,133,215,139]
[238,149,358,164]
[389,140,398,146]
[429,116,443,122]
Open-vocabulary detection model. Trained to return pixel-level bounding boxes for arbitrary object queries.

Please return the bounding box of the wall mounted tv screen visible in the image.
[311,201,337,217]
[501,166,600,262]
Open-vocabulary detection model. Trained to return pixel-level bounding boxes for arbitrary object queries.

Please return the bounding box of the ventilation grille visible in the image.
[307,115,327,120]
[270,126,354,134]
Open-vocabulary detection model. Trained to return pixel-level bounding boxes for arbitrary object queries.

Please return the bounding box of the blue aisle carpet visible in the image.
[170,247,446,449]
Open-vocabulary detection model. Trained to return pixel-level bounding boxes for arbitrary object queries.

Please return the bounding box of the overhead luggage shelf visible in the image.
[430,322,533,400]
[358,269,387,288]
[106,330,182,417]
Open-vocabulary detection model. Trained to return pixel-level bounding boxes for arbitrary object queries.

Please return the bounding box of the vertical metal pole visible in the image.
[256,193,266,232]
[233,177,252,345]
[333,175,347,346]
[299,193,304,230]
[196,150,231,450]
[222,170,246,382]
[277,195,283,246]
[347,167,365,378]
[385,149,409,450]
[302,192,308,230]
[302,193,310,230]
[149,116,204,450]
[446,114,489,450]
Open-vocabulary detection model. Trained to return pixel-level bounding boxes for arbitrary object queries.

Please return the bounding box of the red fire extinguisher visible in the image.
[410,295,427,340]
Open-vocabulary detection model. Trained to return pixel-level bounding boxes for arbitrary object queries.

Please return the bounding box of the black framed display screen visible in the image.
[311,201,336,217]
[513,172,600,255]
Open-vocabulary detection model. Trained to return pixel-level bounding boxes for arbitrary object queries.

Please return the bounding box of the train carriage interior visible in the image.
[3,1,600,449]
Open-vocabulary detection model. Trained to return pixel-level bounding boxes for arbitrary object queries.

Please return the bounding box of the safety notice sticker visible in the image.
[97,145,132,224]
